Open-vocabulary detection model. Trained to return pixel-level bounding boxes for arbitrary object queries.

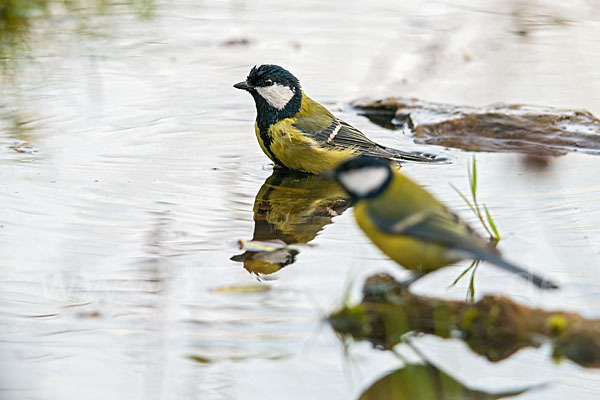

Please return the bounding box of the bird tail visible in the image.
[470,247,559,290]
[382,146,449,164]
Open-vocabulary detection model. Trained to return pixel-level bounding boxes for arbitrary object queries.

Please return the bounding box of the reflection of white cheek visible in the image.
[256,84,294,110]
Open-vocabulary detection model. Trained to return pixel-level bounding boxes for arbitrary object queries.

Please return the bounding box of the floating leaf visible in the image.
[188,355,212,363]
[237,239,310,253]
[211,284,271,294]
[238,239,287,252]
[266,354,290,361]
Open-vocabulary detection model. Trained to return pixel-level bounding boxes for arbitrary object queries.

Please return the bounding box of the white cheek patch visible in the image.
[256,83,295,110]
[338,167,389,197]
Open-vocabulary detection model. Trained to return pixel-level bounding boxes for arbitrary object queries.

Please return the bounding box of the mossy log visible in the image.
[329,274,600,368]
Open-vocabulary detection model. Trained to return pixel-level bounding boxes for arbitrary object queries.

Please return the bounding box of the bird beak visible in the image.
[234,81,251,91]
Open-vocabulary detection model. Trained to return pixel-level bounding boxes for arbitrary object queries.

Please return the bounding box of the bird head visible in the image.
[325,157,394,200]
[234,64,302,115]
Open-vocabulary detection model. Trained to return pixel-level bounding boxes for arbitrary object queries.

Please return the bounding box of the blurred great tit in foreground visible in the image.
[326,157,559,289]
[234,64,443,174]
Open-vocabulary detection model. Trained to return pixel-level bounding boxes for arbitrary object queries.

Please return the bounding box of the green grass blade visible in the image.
[450,260,477,287]
[450,184,477,217]
[468,261,480,301]
[483,204,501,239]
[468,270,476,300]
[470,156,478,204]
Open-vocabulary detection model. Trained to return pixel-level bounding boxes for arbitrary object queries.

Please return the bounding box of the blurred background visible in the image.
[1,1,600,399]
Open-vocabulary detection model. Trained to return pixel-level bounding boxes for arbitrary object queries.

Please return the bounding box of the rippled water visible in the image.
[1,0,600,399]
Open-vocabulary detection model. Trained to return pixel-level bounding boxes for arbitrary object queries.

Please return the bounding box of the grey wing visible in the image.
[295,118,442,163]
[297,118,382,152]
[367,207,559,289]
[367,207,485,253]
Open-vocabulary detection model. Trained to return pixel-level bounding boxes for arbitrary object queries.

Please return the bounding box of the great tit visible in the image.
[327,156,559,289]
[234,64,443,174]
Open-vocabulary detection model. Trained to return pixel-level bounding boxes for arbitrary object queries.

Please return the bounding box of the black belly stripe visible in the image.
[260,128,285,167]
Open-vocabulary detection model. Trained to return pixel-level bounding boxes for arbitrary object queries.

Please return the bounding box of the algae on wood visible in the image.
[329,273,600,368]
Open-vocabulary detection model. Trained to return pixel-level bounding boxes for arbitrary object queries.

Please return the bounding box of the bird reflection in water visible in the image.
[359,361,531,400]
[231,168,351,275]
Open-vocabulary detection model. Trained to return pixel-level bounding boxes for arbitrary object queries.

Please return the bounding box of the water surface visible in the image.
[1,1,600,399]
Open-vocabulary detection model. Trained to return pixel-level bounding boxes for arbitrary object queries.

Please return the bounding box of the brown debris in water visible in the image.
[353,97,600,156]
[329,273,600,368]
[221,37,252,46]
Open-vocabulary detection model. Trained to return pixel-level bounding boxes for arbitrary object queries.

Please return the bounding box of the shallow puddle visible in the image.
[1,1,600,399]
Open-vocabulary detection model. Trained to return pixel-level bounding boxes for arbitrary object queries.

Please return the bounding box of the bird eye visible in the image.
[264,79,273,86]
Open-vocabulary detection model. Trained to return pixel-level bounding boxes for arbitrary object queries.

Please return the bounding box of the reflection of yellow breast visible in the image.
[253,172,349,243]
[255,121,358,174]
[236,169,352,276]
[354,202,455,273]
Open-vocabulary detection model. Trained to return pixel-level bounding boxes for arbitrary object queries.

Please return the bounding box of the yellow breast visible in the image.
[253,93,360,173]
[354,202,458,273]
[267,120,357,174]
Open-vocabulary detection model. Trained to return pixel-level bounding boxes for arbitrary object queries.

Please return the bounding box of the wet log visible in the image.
[329,273,600,368]
[353,98,600,156]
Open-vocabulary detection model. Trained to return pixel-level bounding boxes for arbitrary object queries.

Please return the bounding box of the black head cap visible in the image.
[247,64,301,90]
